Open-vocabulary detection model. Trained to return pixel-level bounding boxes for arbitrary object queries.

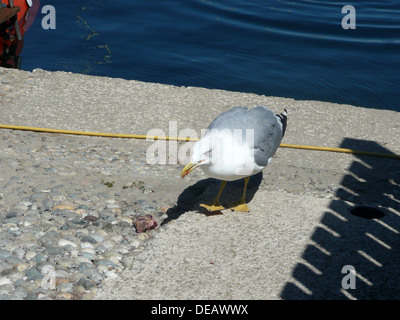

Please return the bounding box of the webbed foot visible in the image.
[200,203,226,212]
[230,202,250,212]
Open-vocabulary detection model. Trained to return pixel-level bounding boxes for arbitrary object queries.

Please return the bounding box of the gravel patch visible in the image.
[0,129,178,300]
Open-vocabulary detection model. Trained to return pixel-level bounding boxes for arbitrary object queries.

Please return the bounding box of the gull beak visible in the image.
[181,161,200,178]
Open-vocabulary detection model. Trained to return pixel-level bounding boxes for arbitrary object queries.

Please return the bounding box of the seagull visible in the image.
[181,106,287,212]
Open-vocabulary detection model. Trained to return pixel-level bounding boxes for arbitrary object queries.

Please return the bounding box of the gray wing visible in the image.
[247,106,283,167]
[207,106,248,131]
[208,106,283,167]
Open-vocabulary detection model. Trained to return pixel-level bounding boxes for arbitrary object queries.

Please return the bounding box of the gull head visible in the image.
[181,134,215,178]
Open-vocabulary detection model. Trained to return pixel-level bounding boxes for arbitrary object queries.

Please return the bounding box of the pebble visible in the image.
[53,204,75,210]
[75,256,92,265]
[14,263,30,272]
[57,282,74,293]
[26,268,44,281]
[58,239,77,248]
[104,270,118,279]
[80,242,94,249]
[80,236,97,244]
[81,252,96,261]
[89,233,104,242]
[0,277,11,286]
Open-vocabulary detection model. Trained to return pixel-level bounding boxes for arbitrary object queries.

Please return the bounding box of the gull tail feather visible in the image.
[276,109,288,138]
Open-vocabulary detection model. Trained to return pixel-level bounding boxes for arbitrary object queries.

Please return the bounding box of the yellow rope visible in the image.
[279,143,400,160]
[1,124,399,160]
[0,124,193,141]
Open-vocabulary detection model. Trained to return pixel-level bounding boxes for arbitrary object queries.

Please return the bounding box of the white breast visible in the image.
[200,131,263,181]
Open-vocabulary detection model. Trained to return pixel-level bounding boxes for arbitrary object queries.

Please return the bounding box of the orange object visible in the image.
[0,0,40,68]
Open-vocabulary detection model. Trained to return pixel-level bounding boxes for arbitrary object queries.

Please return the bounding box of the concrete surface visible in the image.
[1,67,400,299]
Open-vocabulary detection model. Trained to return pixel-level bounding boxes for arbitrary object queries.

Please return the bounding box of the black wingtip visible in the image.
[276,109,288,138]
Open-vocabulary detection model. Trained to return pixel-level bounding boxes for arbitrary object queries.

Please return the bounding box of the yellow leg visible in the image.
[230,177,250,212]
[200,181,226,212]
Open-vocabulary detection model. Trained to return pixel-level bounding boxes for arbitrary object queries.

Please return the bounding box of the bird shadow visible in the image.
[161,172,263,225]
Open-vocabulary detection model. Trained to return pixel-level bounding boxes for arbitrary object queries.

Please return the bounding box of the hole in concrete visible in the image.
[349,206,385,219]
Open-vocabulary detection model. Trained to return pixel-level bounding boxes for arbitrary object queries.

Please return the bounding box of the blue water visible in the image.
[21,0,400,111]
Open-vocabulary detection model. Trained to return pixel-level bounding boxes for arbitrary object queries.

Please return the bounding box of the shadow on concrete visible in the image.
[280,138,400,299]
[162,172,263,225]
